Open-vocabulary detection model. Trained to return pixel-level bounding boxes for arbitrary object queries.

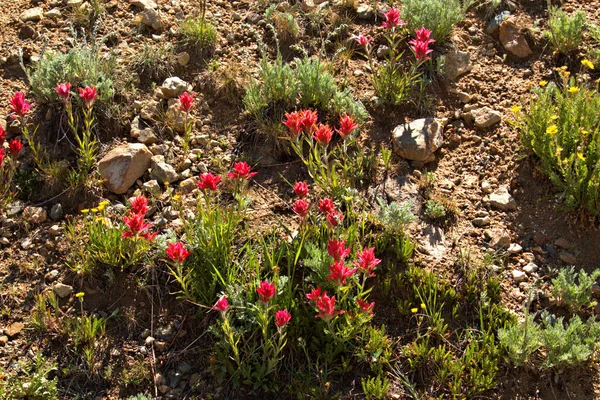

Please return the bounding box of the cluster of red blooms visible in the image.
[53,83,99,108]
[290,182,344,228]
[179,92,194,113]
[0,92,30,166]
[381,7,405,29]
[121,195,157,241]
[212,280,292,329]
[283,110,358,146]
[0,126,23,167]
[409,27,435,61]
[166,242,191,263]
[196,161,257,191]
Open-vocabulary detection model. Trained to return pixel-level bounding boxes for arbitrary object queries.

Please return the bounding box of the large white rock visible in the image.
[98,143,152,194]
[392,118,444,162]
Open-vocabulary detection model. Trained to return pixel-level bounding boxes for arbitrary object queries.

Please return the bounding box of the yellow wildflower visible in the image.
[581,129,589,135]
[421,303,426,309]
[510,105,522,113]
[81,209,89,214]
[581,59,595,70]
[549,114,559,121]
[568,86,580,93]
[164,181,170,186]
[173,194,181,201]
[555,146,563,157]
[577,152,585,161]
[75,292,85,298]
[546,125,558,135]
[91,208,98,213]
[539,80,548,87]
[411,308,418,313]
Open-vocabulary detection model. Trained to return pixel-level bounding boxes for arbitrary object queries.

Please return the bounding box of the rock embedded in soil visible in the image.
[49,203,63,220]
[5,322,24,338]
[471,107,502,129]
[486,228,511,249]
[508,243,522,254]
[554,237,572,250]
[151,161,178,184]
[472,216,490,227]
[130,0,157,10]
[512,269,527,283]
[445,50,472,81]
[485,186,517,211]
[392,118,444,162]
[157,77,191,99]
[140,8,164,30]
[22,206,47,224]
[486,11,510,35]
[523,262,538,274]
[356,4,375,20]
[20,8,44,23]
[98,143,153,194]
[0,336,8,346]
[559,252,576,265]
[53,283,74,298]
[499,18,532,59]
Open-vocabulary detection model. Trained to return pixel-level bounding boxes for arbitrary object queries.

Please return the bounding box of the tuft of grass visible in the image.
[180,17,218,51]
[545,6,587,55]
[133,42,175,83]
[0,353,59,400]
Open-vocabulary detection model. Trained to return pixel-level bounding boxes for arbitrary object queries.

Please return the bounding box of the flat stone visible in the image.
[22,206,47,224]
[508,243,523,254]
[53,282,74,298]
[392,118,444,162]
[471,107,502,128]
[445,50,472,81]
[98,143,153,194]
[20,8,43,22]
[420,224,446,259]
[499,18,532,58]
[486,228,511,249]
[5,322,24,338]
[554,237,572,250]
[472,216,490,227]
[129,0,157,9]
[156,77,190,99]
[512,270,527,283]
[559,252,576,265]
[523,262,538,274]
[151,161,178,184]
[486,187,517,211]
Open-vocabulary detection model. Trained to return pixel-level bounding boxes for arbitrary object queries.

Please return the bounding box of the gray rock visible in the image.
[420,224,446,259]
[141,8,164,30]
[356,4,374,20]
[143,179,161,194]
[445,50,472,80]
[50,203,63,220]
[523,262,538,274]
[6,201,24,216]
[140,100,159,120]
[23,207,47,224]
[512,269,527,283]
[48,225,61,237]
[129,0,157,9]
[157,77,190,99]
[45,269,59,281]
[178,361,192,374]
[508,243,523,254]
[499,18,532,59]
[486,228,511,249]
[392,118,444,162]
[151,162,178,184]
[53,282,74,298]
[559,252,576,265]
[472,216,490,227]
[44,8,62,18]
[376,45,390,59]
[486,187,517,211]
[20,8,44,22]
[98,143,153,194]
[485,11,510,35]
[471,107,502,128]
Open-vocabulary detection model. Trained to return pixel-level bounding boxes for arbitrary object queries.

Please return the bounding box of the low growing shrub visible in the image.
[402,0,471,43]
[545,6,587,55]
[551,266,600,311]
[180,17,218,50]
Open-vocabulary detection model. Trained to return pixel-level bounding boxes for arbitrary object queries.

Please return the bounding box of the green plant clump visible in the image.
[180,17,218,50]
[545,6,587,55]
[516,77,600,215]
[0,353,59,400]
[551,266,600,311]
[402,0,471,43]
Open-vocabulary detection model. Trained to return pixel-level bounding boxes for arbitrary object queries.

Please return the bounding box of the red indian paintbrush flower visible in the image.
[129,195,149,215]
[357,299,375,314]
[293,199,310,218]
[122,212,156,241]
[354,35,373,48]
[327,260,357,285]
[300,109,318,130]
[327,239,351,262]
[355,247,381,277]
[257,280,276,303]
[306,286,322,302]
[197,173,222,190]
[0,149,5,167]
[275,309,292,328]
[0,126,6,145]
[78,86,98,108]
[411,26,435,45]
[9,139,23,158]
[382,8,405,28]
[336,114,358,140]
[54,83,72,100]
[326,210,344,228]
[410,40,434,61]
[179,92,194,112]
[166,242,191,263]
[9,92,32,119]
[227,161,258,180]
[283,111,304,137]
[318,198,335,214]
[293,181,309,198]
[312,123,333,147]
[315,292,345,322]
[213,295,229,313]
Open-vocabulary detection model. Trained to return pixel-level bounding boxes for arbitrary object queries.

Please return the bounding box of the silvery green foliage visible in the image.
[402,0,469,43]
[551,267,600,311]
[377,198,416,233]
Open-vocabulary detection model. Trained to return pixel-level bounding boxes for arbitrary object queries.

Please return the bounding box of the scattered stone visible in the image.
[485,11,510,35]
[48,225,61,237]
[23,207,47,224]
[130,0,157,10]
[154,372,166,386]
[481,181,493,194]
[180,177,197,194]
[140,100,159,120]
[176,52,190,66]
[165,101,186,132]
[53,283,74,298]
[472,216,490,227]
[356,4,374,20]
[0,336,8,346]
[475,210,489,218]
[50,203,63,220]
[508,243,523,254]
[168,370,183,388]
[559,252,576,265]
[471,107,502,129]
[156,77,190,99]
[5,322,24,338]
[486,187,517,211]
[20,237,32,249]
[19,24,37,39]
[0,237,9,246]
[140,8,164,30]
[392,118,444,162]
[45,269,59,281]
[158,385,170,394]
[143,180,161,194]
[145,336,155,346]
[20,8,44,23]
[554,237,572,250]
[151,161,178,184]
[592,284,600,296]
[44,8,62,18]
[457,92,472,103]
[98,143,153,194]
[67,0,83,7]
[512,269,527,283]
[523,262,538,274]
[486,229,511,249]
[445,50,472,81]
[420,224,446,259]
[376,45,389,58]
[499,18,532,59]
[6,201,24,216]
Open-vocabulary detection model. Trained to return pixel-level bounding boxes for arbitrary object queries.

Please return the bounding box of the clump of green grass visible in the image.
[133,42,175,82]
[0,353,59,400]
[545,6,587,55]
[180,17,218,50]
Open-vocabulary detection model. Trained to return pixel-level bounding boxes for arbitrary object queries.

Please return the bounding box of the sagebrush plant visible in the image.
[514,71,600,215]
[133,42,174,82]
[425,199,446,219]
[180,17,218,50]
[402,0,470,43]
[551,266,600,311]
[25,41,114,105]
[545,6,587,55]
[0,353,59,400]
[264,5,300,42]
